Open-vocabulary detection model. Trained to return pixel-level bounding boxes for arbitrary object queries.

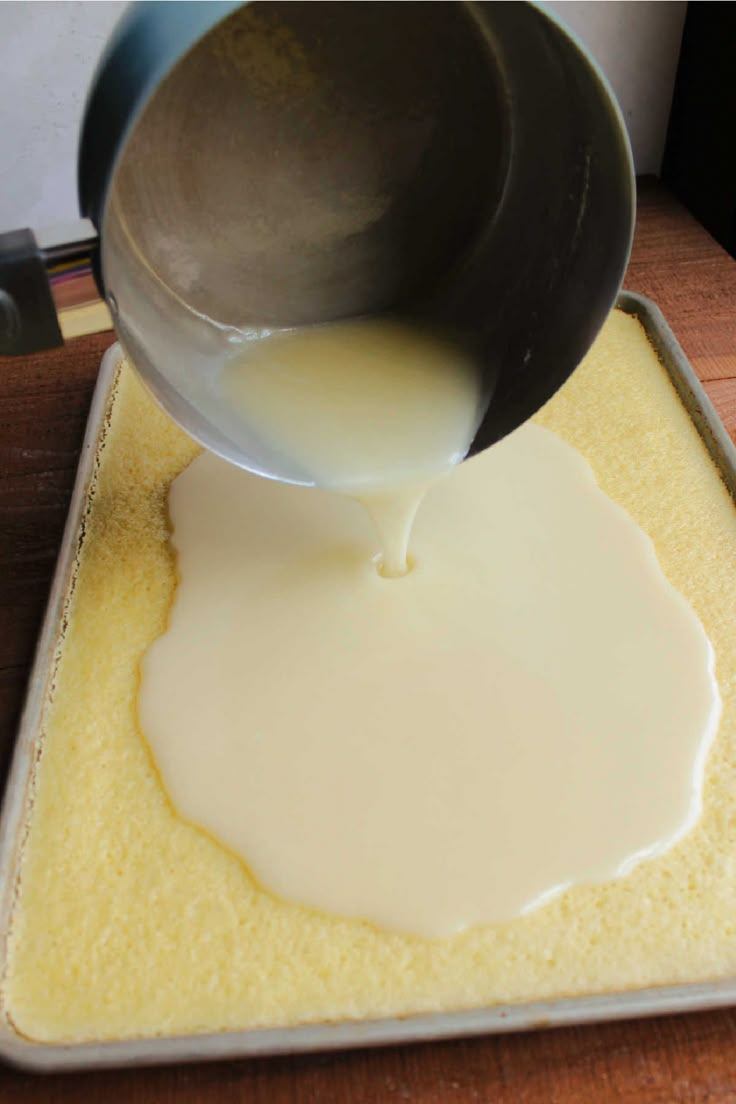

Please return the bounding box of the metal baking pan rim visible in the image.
[1,295,735,1071]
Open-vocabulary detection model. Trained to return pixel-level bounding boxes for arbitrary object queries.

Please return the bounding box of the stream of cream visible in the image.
[218,318,483,576]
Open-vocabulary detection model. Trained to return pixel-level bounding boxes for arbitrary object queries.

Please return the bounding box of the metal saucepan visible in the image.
[1,2,634,484]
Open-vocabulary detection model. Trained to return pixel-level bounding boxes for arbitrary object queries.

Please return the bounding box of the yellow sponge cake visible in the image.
[4,309,736,1044]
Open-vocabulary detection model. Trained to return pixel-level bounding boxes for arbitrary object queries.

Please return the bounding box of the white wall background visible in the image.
[0,1,687,235]
[548,1,687,173]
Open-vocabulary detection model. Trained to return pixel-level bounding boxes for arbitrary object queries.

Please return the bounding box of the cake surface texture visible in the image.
[4,309,736,1044]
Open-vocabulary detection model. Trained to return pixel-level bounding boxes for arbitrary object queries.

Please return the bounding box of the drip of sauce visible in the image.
[358,484,426,579]
[138,423,719,937]
[218,318,483,575]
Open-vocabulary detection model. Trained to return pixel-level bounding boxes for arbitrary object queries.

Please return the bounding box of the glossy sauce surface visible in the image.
[139,421,719,936]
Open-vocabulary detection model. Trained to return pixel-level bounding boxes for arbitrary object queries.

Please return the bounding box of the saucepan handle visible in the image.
[0,225,99,356]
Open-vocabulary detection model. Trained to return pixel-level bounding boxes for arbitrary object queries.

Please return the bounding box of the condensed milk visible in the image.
[218,318,483,576]
[138,320,720,937]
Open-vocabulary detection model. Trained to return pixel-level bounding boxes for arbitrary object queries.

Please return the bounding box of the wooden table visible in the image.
[2,179,736,1101]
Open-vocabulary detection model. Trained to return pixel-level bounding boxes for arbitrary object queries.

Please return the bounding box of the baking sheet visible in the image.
[1,291,736,1071]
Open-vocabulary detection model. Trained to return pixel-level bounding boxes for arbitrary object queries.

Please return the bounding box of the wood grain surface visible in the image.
[1,179,736,1100]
